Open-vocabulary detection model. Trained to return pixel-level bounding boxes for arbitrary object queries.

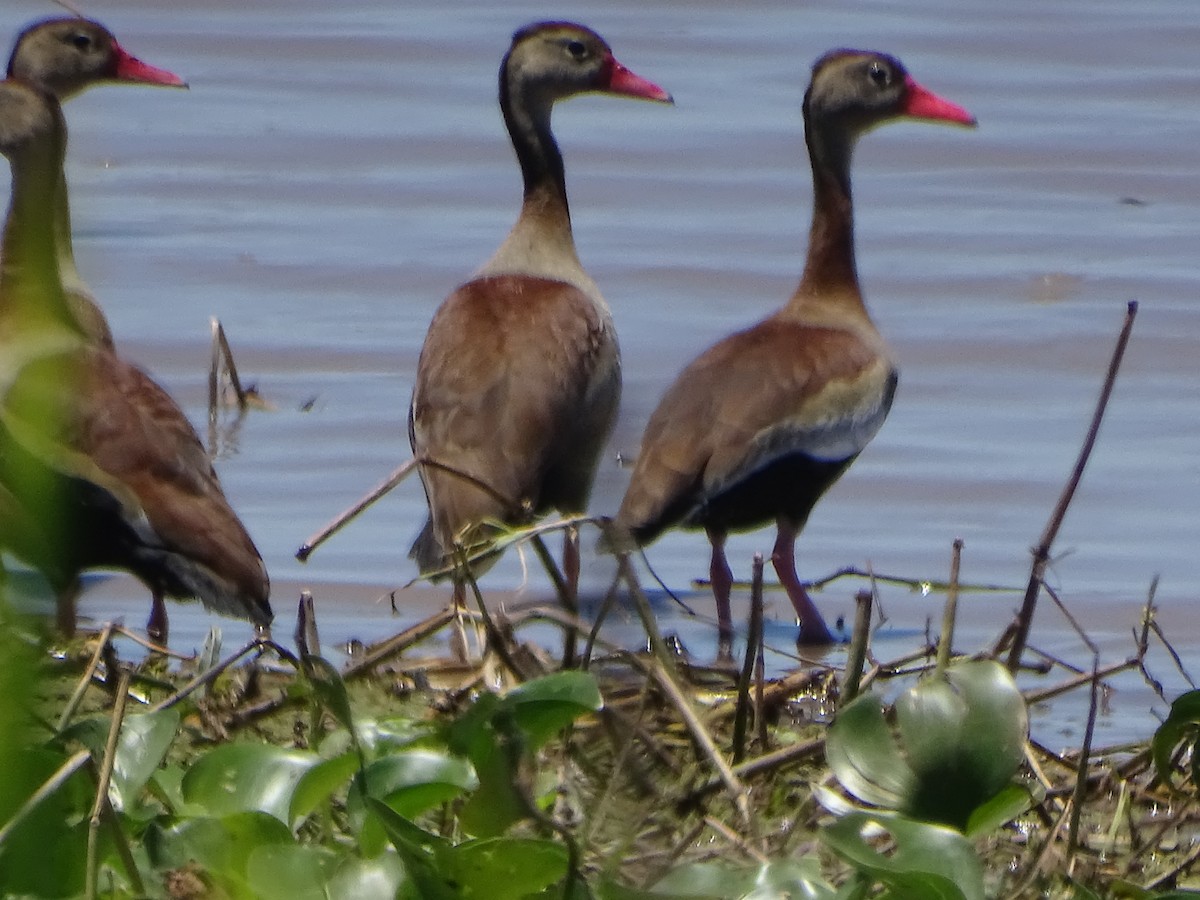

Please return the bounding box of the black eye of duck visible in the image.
[566,40,588,60]
[70,33,92,51]
[868,61,890,87]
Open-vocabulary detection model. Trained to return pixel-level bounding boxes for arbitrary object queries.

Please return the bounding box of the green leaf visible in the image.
[964,781,1040,839]
[826,692,915,809]
[367,798,459,899]
[245,842,338,900]
[289,750,361,830]
[147,811,294,894]
[1152,690,1200,789]
[505,671,603,749]
[327,854,412,900]
[182,742,319,824]
[349,750,478,853]
[894,662,1027,829]
[110,707,181,811]
[305,655,357,737]
[822,813,984,900]
[447,837,568,899]
[61,707,181,811]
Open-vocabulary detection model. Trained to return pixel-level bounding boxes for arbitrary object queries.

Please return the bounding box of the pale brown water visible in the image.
[4,0,1198,745]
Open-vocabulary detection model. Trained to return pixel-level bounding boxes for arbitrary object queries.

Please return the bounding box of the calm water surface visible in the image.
[5,0,1199,746]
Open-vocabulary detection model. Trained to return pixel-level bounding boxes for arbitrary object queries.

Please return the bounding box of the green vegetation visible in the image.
[1,574,1198,899]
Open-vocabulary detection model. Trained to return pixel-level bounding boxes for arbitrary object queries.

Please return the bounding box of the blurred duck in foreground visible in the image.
[616,50,975,653]
[409,22,671,608]
[6,17,187,347]
[0,37,269,644]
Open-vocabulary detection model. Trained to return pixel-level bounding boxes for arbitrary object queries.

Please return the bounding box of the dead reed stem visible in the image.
[1006,300,1138,672]
[295,458,418,561]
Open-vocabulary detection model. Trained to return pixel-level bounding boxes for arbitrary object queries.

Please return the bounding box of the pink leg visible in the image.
[772,521,834,646]
[706,527,734,656]
[147,591,169,645]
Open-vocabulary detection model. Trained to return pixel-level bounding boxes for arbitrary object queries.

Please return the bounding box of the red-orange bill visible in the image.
[903,77,975,126]
[112,44,187,88]
[605,58,673,103]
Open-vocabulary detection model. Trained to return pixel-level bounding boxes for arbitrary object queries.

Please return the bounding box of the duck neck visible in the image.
[53,168,84,294]
[500,66,574,241]
[1,105,78,333]
[478,64,589,286]
[791,116,863,311]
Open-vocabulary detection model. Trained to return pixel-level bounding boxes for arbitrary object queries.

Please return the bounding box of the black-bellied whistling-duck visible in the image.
[616,50,975,650]
[5,17,187,347]
[408,22,671,605]
[0,78,270,643]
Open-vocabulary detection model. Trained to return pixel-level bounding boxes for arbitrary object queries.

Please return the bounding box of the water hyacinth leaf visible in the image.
[821,813,983,900]
[1152,690,1200,789]
[110,707,181,811]
[447,837,568,900]
[326,854,412,900]
[964,781,1041,839]
[305,655,356,737]
[147,811,294,893]
[367,798,458,900]
[826,692,914,809]
[347,750,477,826]
[651,858,836,899]
[289,750,361,829]
[505,670,603,748]
[182,743,319,824]
[894,662,1027,829]
[61,707,181,812]
[245,842,338,900]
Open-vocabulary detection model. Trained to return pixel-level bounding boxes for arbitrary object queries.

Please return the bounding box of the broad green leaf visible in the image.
[327,854,412,900]
[245,842,338,900]
[1152,690,1200,789]
[61,707,181,811]
[448,837,568,899]
[182,742,319,824]
[110,707,181,811]
[506,671,603,748]
[0,748,92,897]
[964,781,1041,839]
[367,798,459,899]
[895,662,1027,830]
[822,813,983,900]
[349,750,477,853]
[289,750,361,829]
[306,655,357,737]
[826,693,914,808]
[147,811,294,895]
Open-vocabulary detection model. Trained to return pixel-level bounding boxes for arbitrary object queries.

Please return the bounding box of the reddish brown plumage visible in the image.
[617,50,974,649]
[408,23,669,587]
[0,76,268,641]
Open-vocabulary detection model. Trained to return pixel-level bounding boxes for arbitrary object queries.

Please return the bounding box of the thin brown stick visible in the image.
[296,458,418,561]
[1006,300,1138,672]
[732,554,764,763]
[936,539,964,675]
[841,590,873,705]
[343,604,459,680]
[56,621,114,734]
[86,668,131,900]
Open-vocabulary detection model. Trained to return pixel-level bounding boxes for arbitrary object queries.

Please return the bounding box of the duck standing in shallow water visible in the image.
[616,50,975,652]
[409,22,671,607]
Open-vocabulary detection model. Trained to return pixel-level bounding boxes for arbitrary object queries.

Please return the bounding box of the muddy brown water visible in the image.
[3,0,1198,747]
